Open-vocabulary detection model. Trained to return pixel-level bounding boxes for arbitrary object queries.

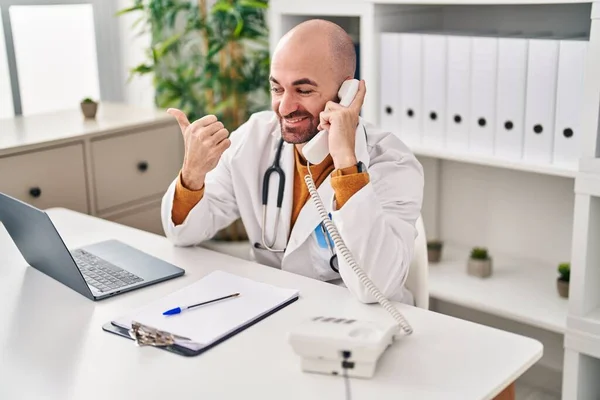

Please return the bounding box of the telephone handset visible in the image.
[289,79,414,379]
[301,79,361,165]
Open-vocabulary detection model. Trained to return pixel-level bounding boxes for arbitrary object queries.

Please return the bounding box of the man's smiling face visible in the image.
[269,39,340,144]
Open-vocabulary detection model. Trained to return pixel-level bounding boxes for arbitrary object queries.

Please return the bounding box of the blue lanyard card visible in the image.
[315,224,329,249]
[314,214,333,250]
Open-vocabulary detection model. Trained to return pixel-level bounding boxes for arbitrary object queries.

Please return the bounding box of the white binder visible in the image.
[494,37,528,161]
[398,33,423,146]
[422,33,447,148]
[379,33,401,136]
[469,36,498,156]
[523,38,560,164]
[445,35,471,152]
[552,38,588,169]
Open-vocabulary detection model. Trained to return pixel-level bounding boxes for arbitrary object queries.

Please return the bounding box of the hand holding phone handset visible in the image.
[302,79,361,165]
[289,79,413,380]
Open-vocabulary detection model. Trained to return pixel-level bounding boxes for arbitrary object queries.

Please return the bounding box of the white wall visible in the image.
[116,0,155,108]
[2,1,140,118]
[419,155,575,267]
[9,4,101,115]
[439,161,574,266]
[0,10,14,119]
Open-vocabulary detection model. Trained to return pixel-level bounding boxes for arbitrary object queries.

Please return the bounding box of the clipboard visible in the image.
[102,270,300,357]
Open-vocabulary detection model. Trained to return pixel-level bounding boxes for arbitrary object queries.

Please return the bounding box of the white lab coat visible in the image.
[161,111,424,305]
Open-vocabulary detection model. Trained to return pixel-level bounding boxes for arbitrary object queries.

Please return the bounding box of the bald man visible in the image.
[161,20,424,306]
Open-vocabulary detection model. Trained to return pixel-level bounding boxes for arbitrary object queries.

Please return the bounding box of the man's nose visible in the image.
[279,92,298,117]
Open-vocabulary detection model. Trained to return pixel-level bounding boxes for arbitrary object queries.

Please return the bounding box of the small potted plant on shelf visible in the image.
[467,247,492,278]
[427,240,443,263]
[557,262,570,298]
[80,97,98,119]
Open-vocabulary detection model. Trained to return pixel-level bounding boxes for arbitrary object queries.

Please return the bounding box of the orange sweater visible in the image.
[171,147,369,228]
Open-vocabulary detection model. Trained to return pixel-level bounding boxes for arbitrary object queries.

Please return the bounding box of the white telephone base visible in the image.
[288,316,397,379]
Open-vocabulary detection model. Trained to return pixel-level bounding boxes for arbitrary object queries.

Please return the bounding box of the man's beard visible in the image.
[279,111,319,144]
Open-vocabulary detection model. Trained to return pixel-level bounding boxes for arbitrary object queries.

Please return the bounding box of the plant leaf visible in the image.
[239,0,268,9]
[115,4,143,17]
[154,32,182,58]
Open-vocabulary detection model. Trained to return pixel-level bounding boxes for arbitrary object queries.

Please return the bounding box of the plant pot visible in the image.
[427,243,443,263]
[428,248,442,263]
[557,278,569,298]
[80,102,98,119]
[467,258,492,278]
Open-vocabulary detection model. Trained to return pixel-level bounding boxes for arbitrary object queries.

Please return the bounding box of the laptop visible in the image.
[0,192,185,300]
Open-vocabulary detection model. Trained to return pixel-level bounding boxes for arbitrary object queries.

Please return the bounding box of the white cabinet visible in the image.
[0,103,183,235]
[103,201,164,236]
[90,125,181,212]
[0,144,89,214]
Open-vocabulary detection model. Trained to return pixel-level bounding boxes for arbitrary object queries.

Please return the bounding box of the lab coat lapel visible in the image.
[284,173,334,258]
[355,119,371,167]
[278,140,295,248]
[283,121,370,258]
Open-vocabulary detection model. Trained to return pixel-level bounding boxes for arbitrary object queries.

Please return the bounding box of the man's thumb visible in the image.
[167,108,190,132]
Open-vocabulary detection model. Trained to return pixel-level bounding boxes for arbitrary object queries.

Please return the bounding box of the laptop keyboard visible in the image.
[71,249,143,293]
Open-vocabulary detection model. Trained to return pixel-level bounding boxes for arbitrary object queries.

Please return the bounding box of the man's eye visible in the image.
[298,89,313,94]
[270,87,282,94]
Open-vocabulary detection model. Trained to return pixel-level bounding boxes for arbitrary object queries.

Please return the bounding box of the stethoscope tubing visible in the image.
[258,138,338,273]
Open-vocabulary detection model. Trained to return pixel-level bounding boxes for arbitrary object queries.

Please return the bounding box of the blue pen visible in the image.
[162,292,240,316]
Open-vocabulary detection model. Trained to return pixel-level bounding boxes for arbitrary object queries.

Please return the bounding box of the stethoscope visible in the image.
[253,138,339,273]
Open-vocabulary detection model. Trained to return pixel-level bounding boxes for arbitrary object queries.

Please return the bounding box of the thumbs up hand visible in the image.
[167,109,230,191]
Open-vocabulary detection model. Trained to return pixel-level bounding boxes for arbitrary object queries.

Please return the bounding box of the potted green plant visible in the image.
[427,240,443,263]
[117,0,270,132]
[467,247,492,278]
[557,262,570,298]
[118,0,270,242]
[80,97,98,119]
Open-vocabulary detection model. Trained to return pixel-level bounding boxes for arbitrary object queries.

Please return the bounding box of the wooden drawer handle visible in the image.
[29,187,41,198]
[137,161,149,172]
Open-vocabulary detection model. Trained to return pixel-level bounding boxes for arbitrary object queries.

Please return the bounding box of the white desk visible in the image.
[0,208,542,400]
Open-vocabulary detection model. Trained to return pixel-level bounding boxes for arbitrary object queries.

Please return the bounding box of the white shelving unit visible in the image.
[563,3,600,392]
[565,163,600,395]
[269,0,600,398]
[410,144,578,178]
[429,245,568,333]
